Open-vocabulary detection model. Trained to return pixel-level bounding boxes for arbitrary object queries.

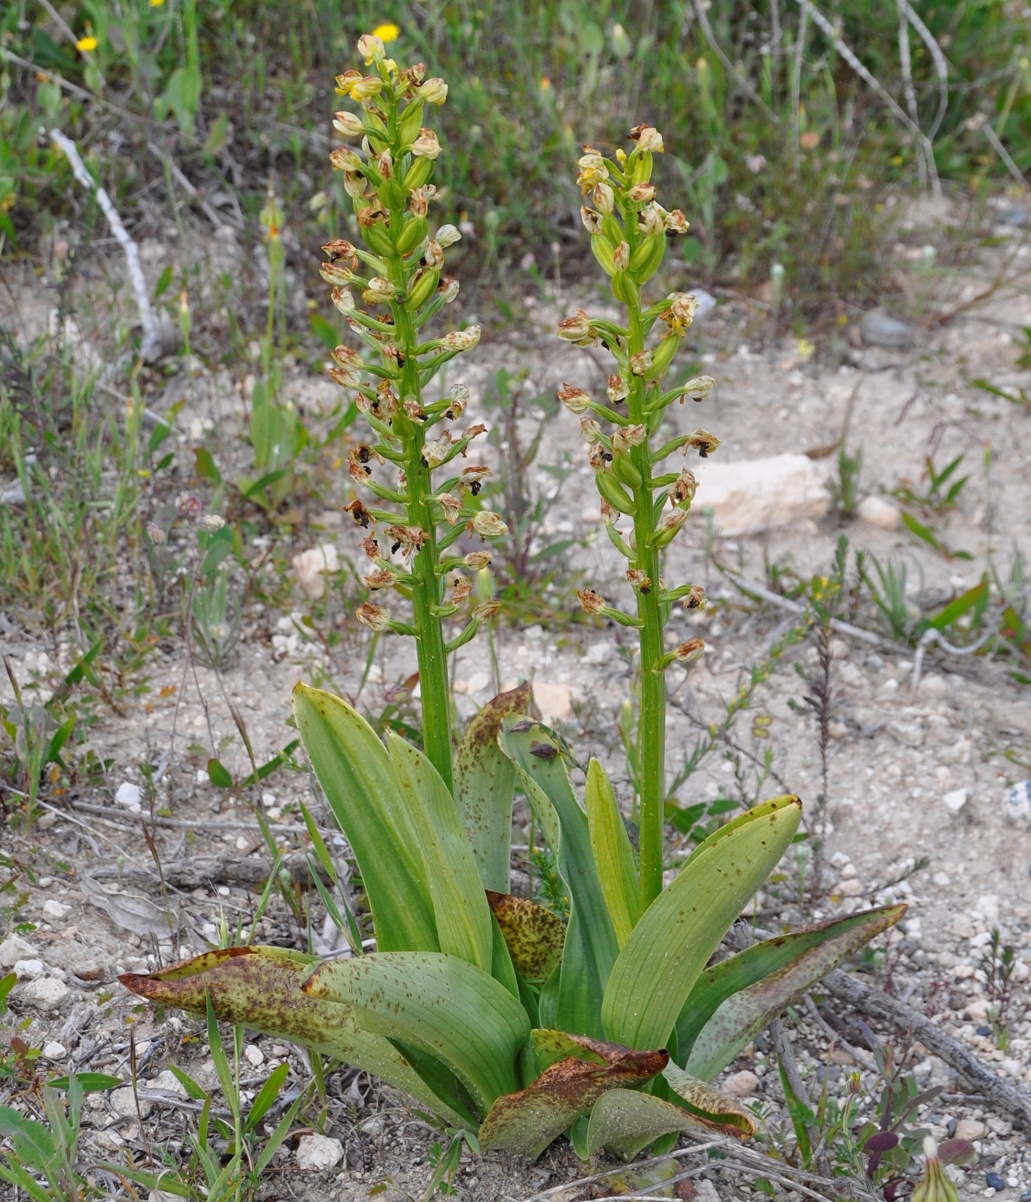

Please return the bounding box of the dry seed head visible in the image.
[578,588,606,615]
[673,638,705,664]
[558,383,592,415]
[364,569,395,590]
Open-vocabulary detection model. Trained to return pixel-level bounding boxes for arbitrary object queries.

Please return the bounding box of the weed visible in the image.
[979,927,1020,1052]
[835,445,864,519]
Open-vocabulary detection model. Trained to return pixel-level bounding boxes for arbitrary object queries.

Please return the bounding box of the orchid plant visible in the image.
[122,31,903,1164]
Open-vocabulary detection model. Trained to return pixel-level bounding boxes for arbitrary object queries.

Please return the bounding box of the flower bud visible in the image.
[439,277,460,303]
[911,1137,960,1202]
[356,34,385,62]
[464,550,492,569]
[362,277,398,304]
[607,373,628,403]
[677,376,715,404]
[342,171,367,199]
[628,182,655,203]
[470,511,508,538]
[612,241,630,270]
[376,149,394,179]
[351,75,384,101]
[472,600,501,621]
[356,602,391,631]
[320,260,355,286]
[556,308,596,347]
[329,145,363,170]
[652,509,688,546]
[673,638,705,664]
[592,182,615,213]
[558,383,592,415]
[580,417,602,445]
[436,223,462,248]
[411,129,442,159]
[420,77,448,104]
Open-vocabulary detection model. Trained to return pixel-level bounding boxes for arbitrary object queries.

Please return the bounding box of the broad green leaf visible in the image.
[499,719,618,1038]
[0,1108,56,1168]
[487,892,565,982]
[46,1073,122,1093]
[305,951,530,1114]
[120,946,468,1127]
[928,575,988,633]
[454,683,533,892]
[293,684,438,954]
[585,1089,699,1161]
[682,903,906,1079]
[584,759,639,946]
[387,732,493,972]
[479,1033,668,1159]
[661,1063,756,1135]
[602,796,802,1050]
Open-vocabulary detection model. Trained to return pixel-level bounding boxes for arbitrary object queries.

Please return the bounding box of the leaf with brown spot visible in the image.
[454,683,533,892]
[478,1031,668,1159]
[486,892,565,981]
[120,945,469,1126]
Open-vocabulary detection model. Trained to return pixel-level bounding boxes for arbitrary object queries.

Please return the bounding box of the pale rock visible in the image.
[837,878,864,897]
[954,1119,988,1141]
[722,1069,760,1098]
[693,1183,720,1202]
[534,681,574,724]
[42,899,71,920]
[13,958,46,980]
[111,1086,151,1119]
[951,913,976,940]
[0,934,37,968]
[115,782,142,810]
[860,311,915,349]
[149,1069,188,1097]
[42,1041,67,1060]
[942,788,968,814]
[296,1133,344,1171]
[694,454,830,535]
[856,495,902,530]
[465,671,490,697]
[584,643,609,666]
[18,976,70,1011]
[292,544,340,601]
[361,1115,385,1136]
[965,999,990,1022]
[974,893,999,924]
[244,1044,265,1067]
[999,1057,1023,1078]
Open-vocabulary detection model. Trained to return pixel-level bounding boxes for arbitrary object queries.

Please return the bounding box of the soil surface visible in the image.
[2,195,1031,1200]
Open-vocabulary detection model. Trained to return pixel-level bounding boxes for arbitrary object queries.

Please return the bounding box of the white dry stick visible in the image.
[50,128,163,362]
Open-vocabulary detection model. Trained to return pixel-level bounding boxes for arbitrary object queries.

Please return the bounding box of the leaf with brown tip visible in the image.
[485,892,565,982]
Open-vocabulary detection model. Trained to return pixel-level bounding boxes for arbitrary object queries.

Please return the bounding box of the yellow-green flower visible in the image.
[76,35,98,52]
[372,22,400,43]
[149,0,166,7]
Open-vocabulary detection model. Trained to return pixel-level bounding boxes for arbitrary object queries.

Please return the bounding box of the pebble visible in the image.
[721,1070,760,1098]
[1005,780,1031,824]
[13,958,46,980]
[18,977,70,1011]
[856,495,902,530]
[42,899,71,920]
[954,1118,988,1141]
[986,1172,1005,1190]
[111,1086,151,1119]
[296,1133,344,1171]
[42,1041,67,1060]
[860,311,915,349]
[1018,1191,1031,1202]
[942,788,968,814]
[114,782,142,810]
[292,544,340,601]
[0,934,39,968]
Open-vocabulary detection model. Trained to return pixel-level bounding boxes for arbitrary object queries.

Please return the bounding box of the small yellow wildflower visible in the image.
[796,337,815,361]
[150,0,166,7]
[76,35,98,52]
[372,22,400,42]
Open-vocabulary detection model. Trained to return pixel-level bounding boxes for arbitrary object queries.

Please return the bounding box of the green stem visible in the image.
[389,255,454,794]
[626,303,666,912]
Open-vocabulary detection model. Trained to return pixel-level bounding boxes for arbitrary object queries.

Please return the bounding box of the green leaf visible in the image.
[928,575,988,633]
[602,796,802,1050]
[120,945,467,1126]
[454,684,532,892]
[584,759,639,947]
[486,892,565,982]
[305,951,530,1114]
[193,447,222,484]
[681,904,906,1079]
[499,719,618,1039]
[309,311,341,351]
[479,1033,668,1159]
[584,1089,700,1161]
[293,684,438,954]
[0,1107,56,1169]
[46,1073,121,1093]
[207,758,233,789]
[386,732,493,972]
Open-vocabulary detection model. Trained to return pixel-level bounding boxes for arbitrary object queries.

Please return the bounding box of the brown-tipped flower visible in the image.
[419,77,448,104]
[627,568,652,593]
[322,233,358,259]
[335,71,362,98]
[664,209,689,234]
[612,241,630,270]
[669,469,698,508]
[662,292,700,334]
[591,182,615,214]
[558,383,592,415]
[449,576,472,605]
[329,146,363,171]
[436,224,461,248]
[403,398,426,421]
[580,206,603,235]
[320,260,355,286]
[329,366,361,390]
[422,239,445,269]
[653,509,688,546]
[586,444,610,471]
[364,568,395,590]
[686,428,722,458]
[628,182,656,203]
[376,149,394,179]
[637,202,666,236]
[683,584,706,610]
[630,124,664,153]
[464,550,492,569]
[578,588,606,616]
[607,373,629,403]
[350,75,384,102]
[439,277,460,303]
[472,600,501,621]
[435,492,462,524]
[376,381,400,419]
[600,499,618,525]
[386,524,430,559]
[331,344,363,370]
[342,171,368,199]
[441,326,480,351]
[411,128,442,159]
[460,465,491,495]
[362,277,397,304]
[344,498,374,528]
[331,286,356,314]
[356,602,391,631]
[576,151,610,193]
[422,432,454,469]
[673,638,705,664]
[580,417,602,445]
[469,511,508,538]
[356,33,386,62]
[611,424,646,453]
[556,308,597,347]
[679,375,716,402]
[629,349,652,376]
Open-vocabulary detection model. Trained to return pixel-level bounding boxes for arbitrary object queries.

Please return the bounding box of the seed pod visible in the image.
[611,452,643,489]
[404,267,440,311]
[396,214,430,255]
[630,233,666,284]
[644,333,680,380]
[594,470,637,515]
[591,235,617,277]
[403,156,435,192]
